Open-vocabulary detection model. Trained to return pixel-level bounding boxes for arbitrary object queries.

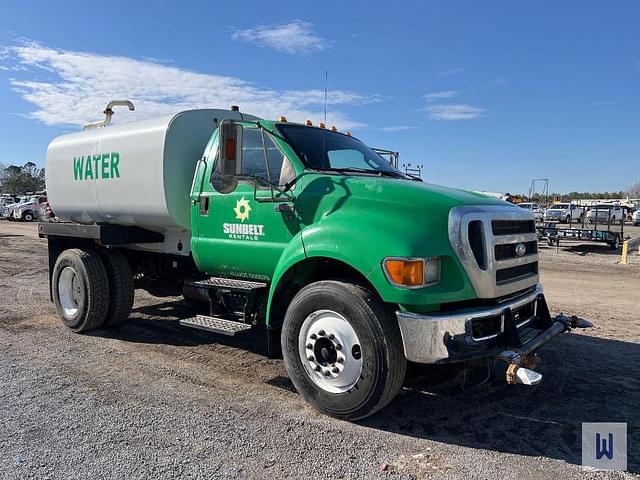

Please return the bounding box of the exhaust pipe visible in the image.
[494,313,592,386]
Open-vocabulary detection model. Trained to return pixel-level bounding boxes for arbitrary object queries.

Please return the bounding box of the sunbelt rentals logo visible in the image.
[223,197,265,241]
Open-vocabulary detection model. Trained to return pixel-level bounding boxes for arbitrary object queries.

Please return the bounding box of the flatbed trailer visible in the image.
[537,204,624,249]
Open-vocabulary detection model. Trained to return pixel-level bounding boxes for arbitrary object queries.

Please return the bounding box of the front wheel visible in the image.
[22,211,34,222]
[281,280,407,420]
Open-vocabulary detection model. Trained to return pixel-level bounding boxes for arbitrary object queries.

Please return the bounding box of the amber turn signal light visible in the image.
[383,259,425,287]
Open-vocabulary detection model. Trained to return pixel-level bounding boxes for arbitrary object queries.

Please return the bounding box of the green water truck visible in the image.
[40,102,590,419]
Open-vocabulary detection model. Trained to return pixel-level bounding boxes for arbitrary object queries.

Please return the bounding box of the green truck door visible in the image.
[194,127,300,280]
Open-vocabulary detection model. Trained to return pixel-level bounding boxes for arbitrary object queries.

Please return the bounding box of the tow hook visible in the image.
[494,313,592,386]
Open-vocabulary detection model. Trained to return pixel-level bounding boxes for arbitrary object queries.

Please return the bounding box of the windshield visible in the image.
[593,205,614,210]
[278,124,403,175]
[519,203,533,209]
[550,204,569,209]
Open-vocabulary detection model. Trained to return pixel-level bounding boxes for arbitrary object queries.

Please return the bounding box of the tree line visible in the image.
[0,162,46,195]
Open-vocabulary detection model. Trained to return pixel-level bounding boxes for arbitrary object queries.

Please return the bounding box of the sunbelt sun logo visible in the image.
[234,197,252,222]
[73,152,120,180]
[223,197,265,241]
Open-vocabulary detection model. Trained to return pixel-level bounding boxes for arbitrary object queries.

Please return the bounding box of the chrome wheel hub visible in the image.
[58,266,82,318]
[298,309,363,393]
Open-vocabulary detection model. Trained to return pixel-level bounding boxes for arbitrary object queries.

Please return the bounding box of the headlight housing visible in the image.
[383,257,441,288]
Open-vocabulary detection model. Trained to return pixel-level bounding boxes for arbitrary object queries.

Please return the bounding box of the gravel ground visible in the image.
[0,221,638,479]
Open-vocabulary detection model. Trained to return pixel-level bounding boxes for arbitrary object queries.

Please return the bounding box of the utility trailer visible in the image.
[537,204,625,249]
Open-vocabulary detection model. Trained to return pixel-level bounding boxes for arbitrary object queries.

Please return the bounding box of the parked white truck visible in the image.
[586,204,624,225]
[11,194,47,222]
[543,203,585,223]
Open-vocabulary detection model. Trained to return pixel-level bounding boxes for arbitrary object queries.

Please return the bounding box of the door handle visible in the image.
[199,196,210,215]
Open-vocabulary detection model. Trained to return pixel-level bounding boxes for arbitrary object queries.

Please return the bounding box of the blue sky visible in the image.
[0,0,638,194]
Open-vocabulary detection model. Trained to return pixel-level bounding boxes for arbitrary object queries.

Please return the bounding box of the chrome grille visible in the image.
[449,205,539,298]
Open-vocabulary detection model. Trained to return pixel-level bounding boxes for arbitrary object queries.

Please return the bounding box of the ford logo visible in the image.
[514,243,527,257]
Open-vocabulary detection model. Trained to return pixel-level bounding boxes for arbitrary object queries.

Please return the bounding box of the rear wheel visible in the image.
[22,211,34,222]
[52,248,110,332]
[100,249,134,327]
[564,215,570,224]
[281,280,406,420]
[608,234,620,250]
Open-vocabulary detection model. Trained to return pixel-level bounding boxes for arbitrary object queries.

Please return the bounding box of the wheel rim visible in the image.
[58,266,82,318]
[298,310,363,394]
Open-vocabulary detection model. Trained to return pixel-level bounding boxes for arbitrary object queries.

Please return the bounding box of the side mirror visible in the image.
[212,120,240,193]
[219,120,239,175]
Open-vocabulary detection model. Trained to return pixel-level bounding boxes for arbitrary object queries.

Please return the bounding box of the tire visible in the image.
[565,215,570,224]
[52,248,110,333]
[608,234,620,250]
[281,280,407,420]
[578,214,584,223]
[22,211,34,222]
[100,249,134,327]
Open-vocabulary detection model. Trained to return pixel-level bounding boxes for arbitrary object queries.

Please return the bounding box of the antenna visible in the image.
[324,69,328,123]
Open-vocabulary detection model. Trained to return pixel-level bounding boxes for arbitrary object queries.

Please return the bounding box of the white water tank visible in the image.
[46,108,248,253]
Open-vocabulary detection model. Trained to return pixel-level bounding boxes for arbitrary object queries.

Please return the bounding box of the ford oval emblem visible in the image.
[515,243,527,257]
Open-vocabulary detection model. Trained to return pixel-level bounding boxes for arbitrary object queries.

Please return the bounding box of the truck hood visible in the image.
[296,174,522,306]
[297,173,514,249]
[320,175,507,209]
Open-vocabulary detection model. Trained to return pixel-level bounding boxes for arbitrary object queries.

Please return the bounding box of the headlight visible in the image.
[383,257,441,288]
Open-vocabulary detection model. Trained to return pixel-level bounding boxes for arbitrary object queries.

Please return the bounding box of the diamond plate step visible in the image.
[179,315,252,336]
[186,278,268,291]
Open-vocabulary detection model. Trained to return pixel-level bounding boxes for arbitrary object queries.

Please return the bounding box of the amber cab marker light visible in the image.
[279,116,288,122]
[319,122,326,129]
[305,120,313,126]
[331,125,338,132]
[384,258,425,287]
[345,131,352,136]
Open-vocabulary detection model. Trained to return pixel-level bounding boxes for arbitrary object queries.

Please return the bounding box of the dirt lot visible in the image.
[1,221,638,479]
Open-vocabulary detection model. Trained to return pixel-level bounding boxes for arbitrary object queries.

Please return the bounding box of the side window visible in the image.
[241,128,268,178]
[263,133,295,186]
[211,123,295,191]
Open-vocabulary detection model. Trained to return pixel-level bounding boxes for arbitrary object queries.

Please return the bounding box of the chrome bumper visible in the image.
[397,284,544,363]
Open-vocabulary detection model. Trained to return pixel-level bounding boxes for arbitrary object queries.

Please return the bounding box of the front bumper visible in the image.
[397,284,560,363]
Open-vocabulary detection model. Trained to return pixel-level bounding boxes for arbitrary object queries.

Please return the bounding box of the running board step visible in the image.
[186,278,268,292]
[179,315,252,336]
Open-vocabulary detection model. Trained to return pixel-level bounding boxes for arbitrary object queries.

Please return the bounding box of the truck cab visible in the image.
[40,106,590,420]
